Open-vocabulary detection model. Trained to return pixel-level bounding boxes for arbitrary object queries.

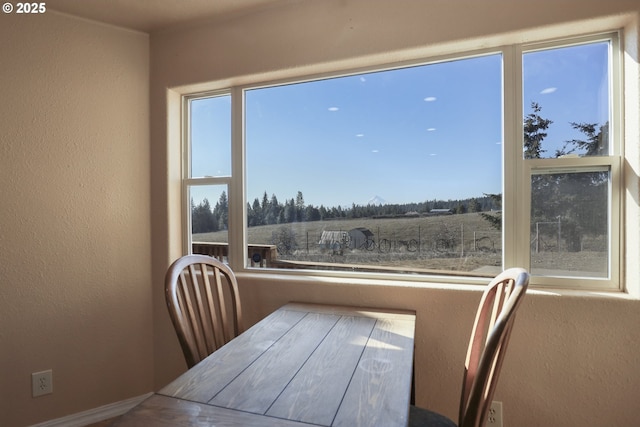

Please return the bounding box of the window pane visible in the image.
[523,42,610,159]
[245,55,503,275]
[190,185,229,261]
[530,170,609,278]
[190,95,231,178]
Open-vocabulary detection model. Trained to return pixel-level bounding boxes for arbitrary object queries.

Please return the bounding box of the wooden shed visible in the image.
[348,227,374,249]
[318,231,349,250]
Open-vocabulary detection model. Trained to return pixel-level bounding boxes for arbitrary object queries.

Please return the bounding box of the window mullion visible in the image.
[228,86,246,270]
[610,32,622,289]
[503,45,529,271]
[182,96,192,254]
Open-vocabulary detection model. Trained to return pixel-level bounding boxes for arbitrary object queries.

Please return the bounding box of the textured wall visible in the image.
[151,1,640,426]
[0,12,152,426]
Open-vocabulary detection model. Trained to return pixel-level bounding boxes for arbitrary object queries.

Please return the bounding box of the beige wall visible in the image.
[0,12,152,427]
[151,1,640,427]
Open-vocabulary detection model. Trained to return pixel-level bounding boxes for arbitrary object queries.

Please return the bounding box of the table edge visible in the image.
[281,301,416,321]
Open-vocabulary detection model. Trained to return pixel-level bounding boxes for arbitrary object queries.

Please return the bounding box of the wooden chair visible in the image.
[165,255,243,368]
[410,268,530,427]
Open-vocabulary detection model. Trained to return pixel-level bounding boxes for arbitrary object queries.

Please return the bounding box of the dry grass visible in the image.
[197,212,498,247]
[194,212,606,275]
[195,212,502,272]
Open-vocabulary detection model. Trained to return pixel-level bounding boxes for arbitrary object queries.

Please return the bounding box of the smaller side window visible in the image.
[521,36,619,286]
[185,94,232,260]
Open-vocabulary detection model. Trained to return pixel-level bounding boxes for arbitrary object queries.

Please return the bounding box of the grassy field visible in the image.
[196,212,500,248]
[194,212,503,272]
[193,211,608,276]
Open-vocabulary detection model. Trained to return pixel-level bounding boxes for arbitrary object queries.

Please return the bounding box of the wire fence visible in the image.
[290,225,502,256]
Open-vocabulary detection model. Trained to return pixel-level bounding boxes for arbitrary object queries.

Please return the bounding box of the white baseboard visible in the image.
[31,392,153,427]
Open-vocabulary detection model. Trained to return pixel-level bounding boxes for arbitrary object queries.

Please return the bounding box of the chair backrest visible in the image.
[165,255,243,368]
[459,268,530,427]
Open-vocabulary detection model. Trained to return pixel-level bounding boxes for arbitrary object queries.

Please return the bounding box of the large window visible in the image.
[245,55,503,276]
[184,32,621,290]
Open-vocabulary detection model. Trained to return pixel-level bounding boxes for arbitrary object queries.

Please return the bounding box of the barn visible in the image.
[429,208,453,215]
[318,231,349,251]
[318,228,374,251]
[348,227,374,250]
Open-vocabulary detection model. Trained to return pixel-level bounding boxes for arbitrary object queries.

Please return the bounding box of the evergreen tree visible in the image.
[249,198,262,226]
[295,191,305,222]
[284,198,296,223]
[468,198,482,213]
[319,205,328,220]
[556,121,609,157]
[191,198,218,233]
[480,193,502,230]
[214,191,228,230]
[265,194,280,224]
[305,205,321,221]
[247,202,257,227]
[524,102,552,159]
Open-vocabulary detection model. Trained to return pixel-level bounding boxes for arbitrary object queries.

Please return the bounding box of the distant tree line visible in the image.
[192,189,499,233]
[247,191,498,227]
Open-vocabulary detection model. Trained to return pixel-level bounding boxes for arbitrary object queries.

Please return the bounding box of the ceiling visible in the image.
[46,0,295,33]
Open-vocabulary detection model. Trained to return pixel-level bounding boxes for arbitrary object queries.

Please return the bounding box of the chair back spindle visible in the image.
[166,255,243,368]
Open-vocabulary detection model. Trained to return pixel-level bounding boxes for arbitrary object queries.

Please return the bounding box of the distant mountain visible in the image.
[367,195,387,205]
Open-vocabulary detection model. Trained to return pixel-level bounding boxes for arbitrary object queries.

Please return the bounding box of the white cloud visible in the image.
[328,107,339,111]
[540,87,557,94]
[427,128,436,131]
[360,77,366,83]
[424,96,437,102]
[356,133,364,137]
[372,149,379,153]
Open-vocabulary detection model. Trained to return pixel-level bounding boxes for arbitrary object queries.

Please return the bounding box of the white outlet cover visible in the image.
[32,370,53,397]
[488,401,503,427]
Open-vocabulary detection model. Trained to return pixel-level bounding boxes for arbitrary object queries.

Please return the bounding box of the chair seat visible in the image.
[409,405,457,427]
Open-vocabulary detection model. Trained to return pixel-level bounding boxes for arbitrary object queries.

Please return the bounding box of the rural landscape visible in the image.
[193,205,606,277]
[192,103,610,277]
[194,207,503,274]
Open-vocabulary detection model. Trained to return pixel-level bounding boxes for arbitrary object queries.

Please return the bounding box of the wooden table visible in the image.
[113,302,416,426]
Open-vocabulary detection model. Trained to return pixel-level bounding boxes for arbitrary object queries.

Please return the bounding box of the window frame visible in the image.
[181,31,623,291]
[182,90,234,256]
[513,32,622,290]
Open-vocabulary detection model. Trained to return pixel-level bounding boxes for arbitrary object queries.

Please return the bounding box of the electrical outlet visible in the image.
[488,401,503,427]
[32,370,53,397]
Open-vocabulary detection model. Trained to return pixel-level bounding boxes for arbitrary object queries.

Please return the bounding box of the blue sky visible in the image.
[523,41,609,157]
[191,41,609,208]
[245,54,502,207]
